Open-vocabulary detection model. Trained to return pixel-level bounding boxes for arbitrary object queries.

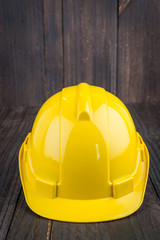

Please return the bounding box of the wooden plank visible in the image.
[6,192,51,240]
[119,0,131,15]
[0,107,39,240]
[118,0,160,103]
[42,0,64,98]
[85,223,101,240]
[63,0,118,94]
[97,223,111,240]
[0,0,45,107]
[51,221,72,240]
[0,109,11,126]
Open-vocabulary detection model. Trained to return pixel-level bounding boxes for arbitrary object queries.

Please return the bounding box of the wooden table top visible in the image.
[0,104,160,240]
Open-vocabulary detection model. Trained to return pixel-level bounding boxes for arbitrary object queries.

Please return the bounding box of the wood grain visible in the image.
[0,0,160,105]
[6,192,50,240]
[63,0,118,94]
[2,105,159,240]
[119,0,131,15]
[0,1,45,107]
[0,0,64,107]
[118,0,160,103]
[42,0,64,99]
[0,107,38,240]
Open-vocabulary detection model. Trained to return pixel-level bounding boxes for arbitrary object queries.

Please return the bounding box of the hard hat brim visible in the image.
[19,141,149,222]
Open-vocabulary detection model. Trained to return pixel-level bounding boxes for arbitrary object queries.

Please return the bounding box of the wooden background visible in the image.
[0,1,160,240]
[0,0,160,107]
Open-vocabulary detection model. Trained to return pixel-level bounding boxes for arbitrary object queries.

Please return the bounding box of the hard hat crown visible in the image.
[19,83,149,222]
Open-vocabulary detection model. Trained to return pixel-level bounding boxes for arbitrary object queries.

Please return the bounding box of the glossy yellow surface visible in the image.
[19,83,149,222]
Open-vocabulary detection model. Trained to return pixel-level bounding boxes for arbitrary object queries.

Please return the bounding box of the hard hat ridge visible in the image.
[77,82,92,121]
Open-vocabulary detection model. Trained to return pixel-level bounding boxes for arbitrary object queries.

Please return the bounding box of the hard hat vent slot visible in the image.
[24,132,31,147]
[25,137,29,145]
[137,133,145,162]
[139,136,143,144]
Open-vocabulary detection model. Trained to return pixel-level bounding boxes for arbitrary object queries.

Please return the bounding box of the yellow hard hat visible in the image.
[19,83,149,222]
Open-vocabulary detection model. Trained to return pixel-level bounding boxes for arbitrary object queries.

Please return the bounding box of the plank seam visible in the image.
[42,0,48,100]
[6,189,24,235]
[5,188,22,240]
[116,0,119,96]
[46,220,52,240]
[62,0,65,88]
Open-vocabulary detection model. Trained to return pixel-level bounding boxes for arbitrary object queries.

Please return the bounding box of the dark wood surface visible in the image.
[118,0,160,103]
[0,104,160,240]
[43,0,64,99]
[0,1,45,107]
[63,0,117,94]
[0,0,160,106]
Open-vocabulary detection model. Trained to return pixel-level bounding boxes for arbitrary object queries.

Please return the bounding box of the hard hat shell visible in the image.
[19,83,149,222]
